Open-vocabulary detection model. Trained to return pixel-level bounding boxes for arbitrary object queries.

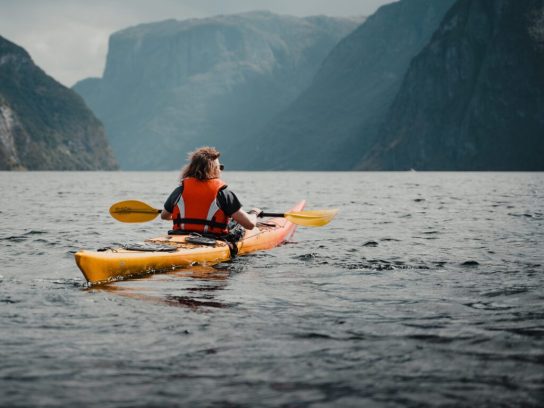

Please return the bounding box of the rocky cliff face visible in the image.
[74,12,360,170]
[360,0,544,170]
[239,0,455,170]
[0,36,117,170]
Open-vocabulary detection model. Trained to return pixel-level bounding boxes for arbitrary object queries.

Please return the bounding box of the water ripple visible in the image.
[0,172,543,407]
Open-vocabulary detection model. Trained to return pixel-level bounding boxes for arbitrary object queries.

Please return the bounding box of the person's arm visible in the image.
[161,209,172,220]
[232,208,261,230]
[162,186,182,221]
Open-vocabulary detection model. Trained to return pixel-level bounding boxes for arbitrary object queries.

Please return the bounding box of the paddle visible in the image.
[109,200,161,223]
[109,200,337,227]
[258,209,338,227]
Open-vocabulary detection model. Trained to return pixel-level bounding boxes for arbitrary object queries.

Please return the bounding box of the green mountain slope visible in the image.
[74,11,360,170]
[240,0,454,169]
[360,0,544,170]
[0,36,117,170]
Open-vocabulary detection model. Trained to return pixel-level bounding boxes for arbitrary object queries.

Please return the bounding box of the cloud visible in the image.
[0,0,394,86]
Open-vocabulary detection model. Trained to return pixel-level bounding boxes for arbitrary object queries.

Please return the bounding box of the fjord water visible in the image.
[1,171,543,407]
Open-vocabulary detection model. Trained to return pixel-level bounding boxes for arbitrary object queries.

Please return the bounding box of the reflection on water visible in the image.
[1,171,543,407]
[88,265,231,309]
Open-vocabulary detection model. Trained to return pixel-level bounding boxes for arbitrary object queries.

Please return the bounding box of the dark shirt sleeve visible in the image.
[217,188,242,216]
[164,185,183,213]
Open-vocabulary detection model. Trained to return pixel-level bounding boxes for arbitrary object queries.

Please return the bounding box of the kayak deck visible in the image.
[75,200,305,284]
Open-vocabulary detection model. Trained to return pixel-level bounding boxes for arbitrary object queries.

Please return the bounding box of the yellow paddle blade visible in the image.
[283,209,338,227]
[109,200,161,223]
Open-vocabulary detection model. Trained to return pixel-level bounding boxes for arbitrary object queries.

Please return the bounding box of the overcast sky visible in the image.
[0,0,395,87]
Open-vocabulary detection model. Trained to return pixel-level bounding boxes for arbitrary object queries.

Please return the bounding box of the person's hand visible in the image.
[248,208,262,217]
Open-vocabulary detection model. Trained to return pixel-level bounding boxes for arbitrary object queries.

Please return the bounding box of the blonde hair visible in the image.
[180,146,221,182]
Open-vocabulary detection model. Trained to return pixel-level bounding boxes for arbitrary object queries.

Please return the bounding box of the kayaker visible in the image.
[160,146,261,235]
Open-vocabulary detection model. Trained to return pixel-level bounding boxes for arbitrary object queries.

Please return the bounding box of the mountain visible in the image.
[73,11,361,170]
[0,36,117,170]
[239,0,455,170]
[360,0,544,170]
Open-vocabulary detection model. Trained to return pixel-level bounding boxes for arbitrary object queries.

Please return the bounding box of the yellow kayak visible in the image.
[75,201,305,284]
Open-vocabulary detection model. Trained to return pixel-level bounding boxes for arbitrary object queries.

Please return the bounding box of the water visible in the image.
[1,171,543,407]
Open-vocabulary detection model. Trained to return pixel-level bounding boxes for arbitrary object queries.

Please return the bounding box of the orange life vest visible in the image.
[171,178,230,235]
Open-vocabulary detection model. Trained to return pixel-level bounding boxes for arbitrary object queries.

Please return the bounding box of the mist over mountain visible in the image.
[0,36,117,170]
[74,11,360,170]
[240,0,455,170]
[360,0,544,170]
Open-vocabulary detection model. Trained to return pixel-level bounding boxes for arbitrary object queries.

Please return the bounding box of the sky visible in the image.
[0,0,395,87]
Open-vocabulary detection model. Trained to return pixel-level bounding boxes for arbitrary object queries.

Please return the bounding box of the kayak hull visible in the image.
[75,201,305,284]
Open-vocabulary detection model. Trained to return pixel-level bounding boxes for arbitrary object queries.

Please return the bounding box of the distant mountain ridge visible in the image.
[239,0,455,170]
[72,2,543,171]
[74,11,361,170]
[359,0,544,170]
[0,36,117,170]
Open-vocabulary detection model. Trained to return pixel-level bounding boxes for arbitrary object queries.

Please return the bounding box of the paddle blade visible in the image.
[109,200,161,223]
[284,209,338,227]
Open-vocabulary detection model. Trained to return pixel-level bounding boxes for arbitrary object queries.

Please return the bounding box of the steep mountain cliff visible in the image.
[74,11,360,170]
[360,0,544,170]
[239,0,455,170]
[0,36,117,170]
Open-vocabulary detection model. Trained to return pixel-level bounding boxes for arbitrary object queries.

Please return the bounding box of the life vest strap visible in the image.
[174,218,228,229]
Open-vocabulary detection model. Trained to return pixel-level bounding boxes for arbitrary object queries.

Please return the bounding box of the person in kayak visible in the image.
[160,146,261,235]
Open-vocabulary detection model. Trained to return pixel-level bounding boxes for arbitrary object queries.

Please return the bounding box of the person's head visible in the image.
[181,146,223,181]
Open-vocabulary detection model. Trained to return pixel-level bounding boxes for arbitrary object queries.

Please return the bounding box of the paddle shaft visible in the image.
[260,212,284,218]
[143,209,284,218]
[140,209,282,217]
[149,210,313,221]
[154,209,281,217]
